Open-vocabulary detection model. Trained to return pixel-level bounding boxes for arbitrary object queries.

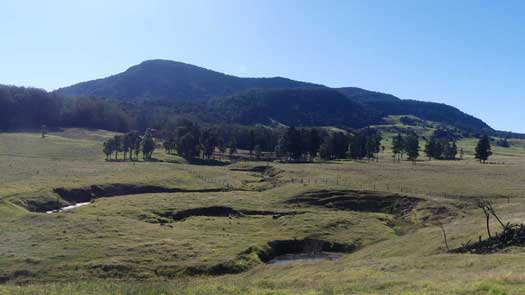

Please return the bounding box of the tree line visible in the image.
[99,118,494,164]
[102,129,156,161]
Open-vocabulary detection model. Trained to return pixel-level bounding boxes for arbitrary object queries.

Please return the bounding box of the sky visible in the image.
[1,0,524,132]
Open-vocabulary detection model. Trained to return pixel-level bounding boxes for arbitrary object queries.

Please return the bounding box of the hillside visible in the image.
[53,60,497,133]
[204,88,382,128]
[338,87,493,133]
[55,60,322,102]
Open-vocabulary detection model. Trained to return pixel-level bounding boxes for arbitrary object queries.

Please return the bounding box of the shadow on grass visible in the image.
[187,158,230,166]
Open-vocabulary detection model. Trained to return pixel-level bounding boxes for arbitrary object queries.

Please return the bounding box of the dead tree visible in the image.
[478,200,492,239]
[485,201,507,231]
[438,222,450,252]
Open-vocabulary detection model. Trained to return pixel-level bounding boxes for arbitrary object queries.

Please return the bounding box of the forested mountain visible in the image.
[56,60,322,102]
[337,87,492,133]
[2,60,513,136]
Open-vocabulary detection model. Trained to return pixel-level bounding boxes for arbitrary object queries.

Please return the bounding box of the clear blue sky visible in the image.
[1,0,524,132]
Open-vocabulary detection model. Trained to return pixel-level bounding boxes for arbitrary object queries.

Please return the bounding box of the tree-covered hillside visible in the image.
[55,60,322,102]
[338,87,492,133]
[205,88,382,128]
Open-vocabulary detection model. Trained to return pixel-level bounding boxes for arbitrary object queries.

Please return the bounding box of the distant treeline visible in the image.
[1,84,523,143]
[0,85,129,132]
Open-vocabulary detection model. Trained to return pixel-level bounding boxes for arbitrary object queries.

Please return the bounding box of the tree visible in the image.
[277,127,304,161]
[217,138,226,159]
[178,133,199,159]
[392,133,404,163]
[228,138,237,159]
[306,128,322,161]
[254,145,262,160]
[248,129,256,157]
[459,148,464,160]
[113,135,123,160]
[141,129,155,160]
[424,137,439,160]
[103,139,115,160]
[319,140,332,160]
[347,133,366,160]
[443,141,458,160]
[200,128,218,159]
[122,133,132,161]
[127,131,142,160]
[475,135,492,164]
[405,133,420,163]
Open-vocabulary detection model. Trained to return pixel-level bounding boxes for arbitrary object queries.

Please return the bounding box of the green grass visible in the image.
[2,128,525,294]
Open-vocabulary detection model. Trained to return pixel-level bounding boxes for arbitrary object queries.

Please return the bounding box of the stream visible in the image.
[46,202,91,213]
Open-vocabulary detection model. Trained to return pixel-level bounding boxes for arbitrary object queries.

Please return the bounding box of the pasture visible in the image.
[1,128,525,294]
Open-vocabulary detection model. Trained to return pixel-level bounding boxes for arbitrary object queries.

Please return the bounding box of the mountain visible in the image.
[56,60,322,101]
[205,88,381,128]
[337,87,493,133]
[55,59,495,133]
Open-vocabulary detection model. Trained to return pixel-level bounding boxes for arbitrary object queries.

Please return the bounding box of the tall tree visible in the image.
[284,127,303,160]
[306,128,322,161]
[475,135,492,164]
[228,138,237,159]
[178,133,199,159]
[200,128,218,159]
[103,139,115,160]
[113,135,123,160]
[405,132,420,163]
[141,129,155,160]
[319,140,332,160]
[392,133,404,163]
[248,129,256,156]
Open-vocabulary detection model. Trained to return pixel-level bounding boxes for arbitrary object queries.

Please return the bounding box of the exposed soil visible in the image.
[288,190,422,216]
[22,184,228,213]
[230,166,271,173]
[53,184,226,203]
[158,237,356,276]
[256,238,356,263]
[157,206,301,221]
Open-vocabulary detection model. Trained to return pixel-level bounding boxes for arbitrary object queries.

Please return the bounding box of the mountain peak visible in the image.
[56,60,322,101]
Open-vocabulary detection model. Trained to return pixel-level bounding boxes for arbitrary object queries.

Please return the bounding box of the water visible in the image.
[268,252,343,265]
[46,202,91,214]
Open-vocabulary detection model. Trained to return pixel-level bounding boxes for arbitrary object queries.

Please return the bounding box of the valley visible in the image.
[1,128,525,294]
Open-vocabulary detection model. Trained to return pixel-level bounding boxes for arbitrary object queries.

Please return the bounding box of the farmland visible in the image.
[1,128,525,294]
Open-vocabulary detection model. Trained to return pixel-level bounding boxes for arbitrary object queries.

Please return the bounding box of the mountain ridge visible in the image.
[56,59,324,101]
[54,59,494,133]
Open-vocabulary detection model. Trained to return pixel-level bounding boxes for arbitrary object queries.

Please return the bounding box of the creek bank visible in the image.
[25,184,227,213]
[156,206,301,221]
[45,202,91,213]
[53,184,226,203]
[288,189,422,216]
[160,238,355,277]
[268,252,343,265]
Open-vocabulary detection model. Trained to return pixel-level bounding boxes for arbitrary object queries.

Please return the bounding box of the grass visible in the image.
[1,128,525,294]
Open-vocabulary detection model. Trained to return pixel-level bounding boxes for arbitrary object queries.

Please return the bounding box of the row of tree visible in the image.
[102,129,155,161]
[424,136,459,160]
[100,118,494,164]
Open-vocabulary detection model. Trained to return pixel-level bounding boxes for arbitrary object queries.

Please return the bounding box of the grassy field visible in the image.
[1,128,525,294]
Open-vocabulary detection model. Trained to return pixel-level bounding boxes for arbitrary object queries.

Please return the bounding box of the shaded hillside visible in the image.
[56,60,322,102]
[205,88,382,128]
[338,87,492,133]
